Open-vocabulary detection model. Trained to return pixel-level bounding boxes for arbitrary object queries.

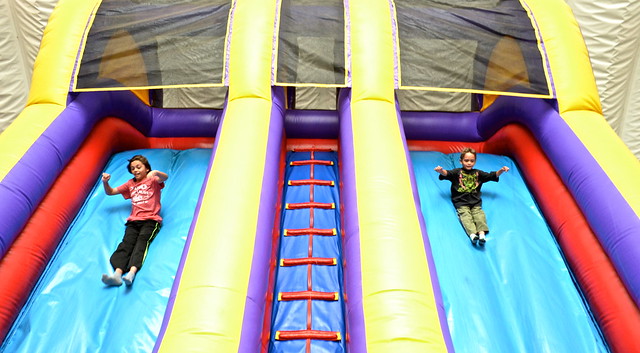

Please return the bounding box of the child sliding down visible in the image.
[101,155,168,286]
[435,148,508,245]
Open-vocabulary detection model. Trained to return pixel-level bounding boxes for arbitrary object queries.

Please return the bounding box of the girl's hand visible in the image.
[149,170,168,182]
[102,173,111,182]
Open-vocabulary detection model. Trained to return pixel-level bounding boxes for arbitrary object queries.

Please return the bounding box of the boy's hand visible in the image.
[496,166,509,176]
[102,173,111,182]
[434,166,447,176]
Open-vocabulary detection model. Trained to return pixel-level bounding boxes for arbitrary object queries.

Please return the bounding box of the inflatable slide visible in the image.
[0,0,639,352]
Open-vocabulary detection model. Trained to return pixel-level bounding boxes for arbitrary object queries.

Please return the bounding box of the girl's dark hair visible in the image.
[127,155,151,174]
[459,147,477,160]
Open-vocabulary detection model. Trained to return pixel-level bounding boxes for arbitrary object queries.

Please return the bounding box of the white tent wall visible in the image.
[0,0,54,133]
[0,0,638,159]
[566,0,640,159]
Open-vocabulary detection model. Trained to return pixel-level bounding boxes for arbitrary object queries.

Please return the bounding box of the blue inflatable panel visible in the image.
[270,151,346,353]
[2,148,210,353]
[411,151,609,353]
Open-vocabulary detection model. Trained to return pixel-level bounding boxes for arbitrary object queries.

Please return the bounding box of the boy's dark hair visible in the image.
[460,147,477,160]
[127,155,151,174]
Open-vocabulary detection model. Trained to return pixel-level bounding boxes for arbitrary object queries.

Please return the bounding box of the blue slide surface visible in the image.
[1,149,210,353]
[411,151,609,353]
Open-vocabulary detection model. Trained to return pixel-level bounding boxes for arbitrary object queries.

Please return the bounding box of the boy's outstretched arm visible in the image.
[149,170,168,182]
[496,166,509,177]
[434,166,448,176]
[102,173,119,195]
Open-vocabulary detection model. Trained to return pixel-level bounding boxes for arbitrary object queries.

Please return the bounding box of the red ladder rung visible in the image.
[290,160,334,166]
[292,148,334,153]
[284,228,336,236]
[278,290,338,301]
[286,202,334,210]
[275,330,341,341]
[288,179,334,186]
[281,257,337,267]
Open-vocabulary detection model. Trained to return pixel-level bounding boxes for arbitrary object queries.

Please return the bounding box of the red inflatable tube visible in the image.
[0,117,213,341]
[409,124,640,353]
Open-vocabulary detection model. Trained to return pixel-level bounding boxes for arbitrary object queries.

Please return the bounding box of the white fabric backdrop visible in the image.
[0,0,637,158]
[0,0,54,131]
[566,0,640,158]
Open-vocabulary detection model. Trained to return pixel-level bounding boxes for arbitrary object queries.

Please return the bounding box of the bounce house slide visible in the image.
[1,0,640,352]
[0,144,611,353]
[413,151,607,352]
[1,149,211,353]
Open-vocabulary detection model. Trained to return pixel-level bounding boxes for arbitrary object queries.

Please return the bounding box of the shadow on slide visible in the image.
[411,151,609,353]
[1,148,210,353]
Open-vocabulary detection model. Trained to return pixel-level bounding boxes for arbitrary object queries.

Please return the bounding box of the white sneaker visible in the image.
[478,233,486,245]
[469,233,479,245]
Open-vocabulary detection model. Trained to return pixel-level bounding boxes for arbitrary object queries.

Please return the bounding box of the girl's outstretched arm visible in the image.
[102,173,118,195]
[149,170,168,182]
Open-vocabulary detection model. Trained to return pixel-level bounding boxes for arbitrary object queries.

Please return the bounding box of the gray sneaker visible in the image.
[478,233,486,245]
[468,233,479,245]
